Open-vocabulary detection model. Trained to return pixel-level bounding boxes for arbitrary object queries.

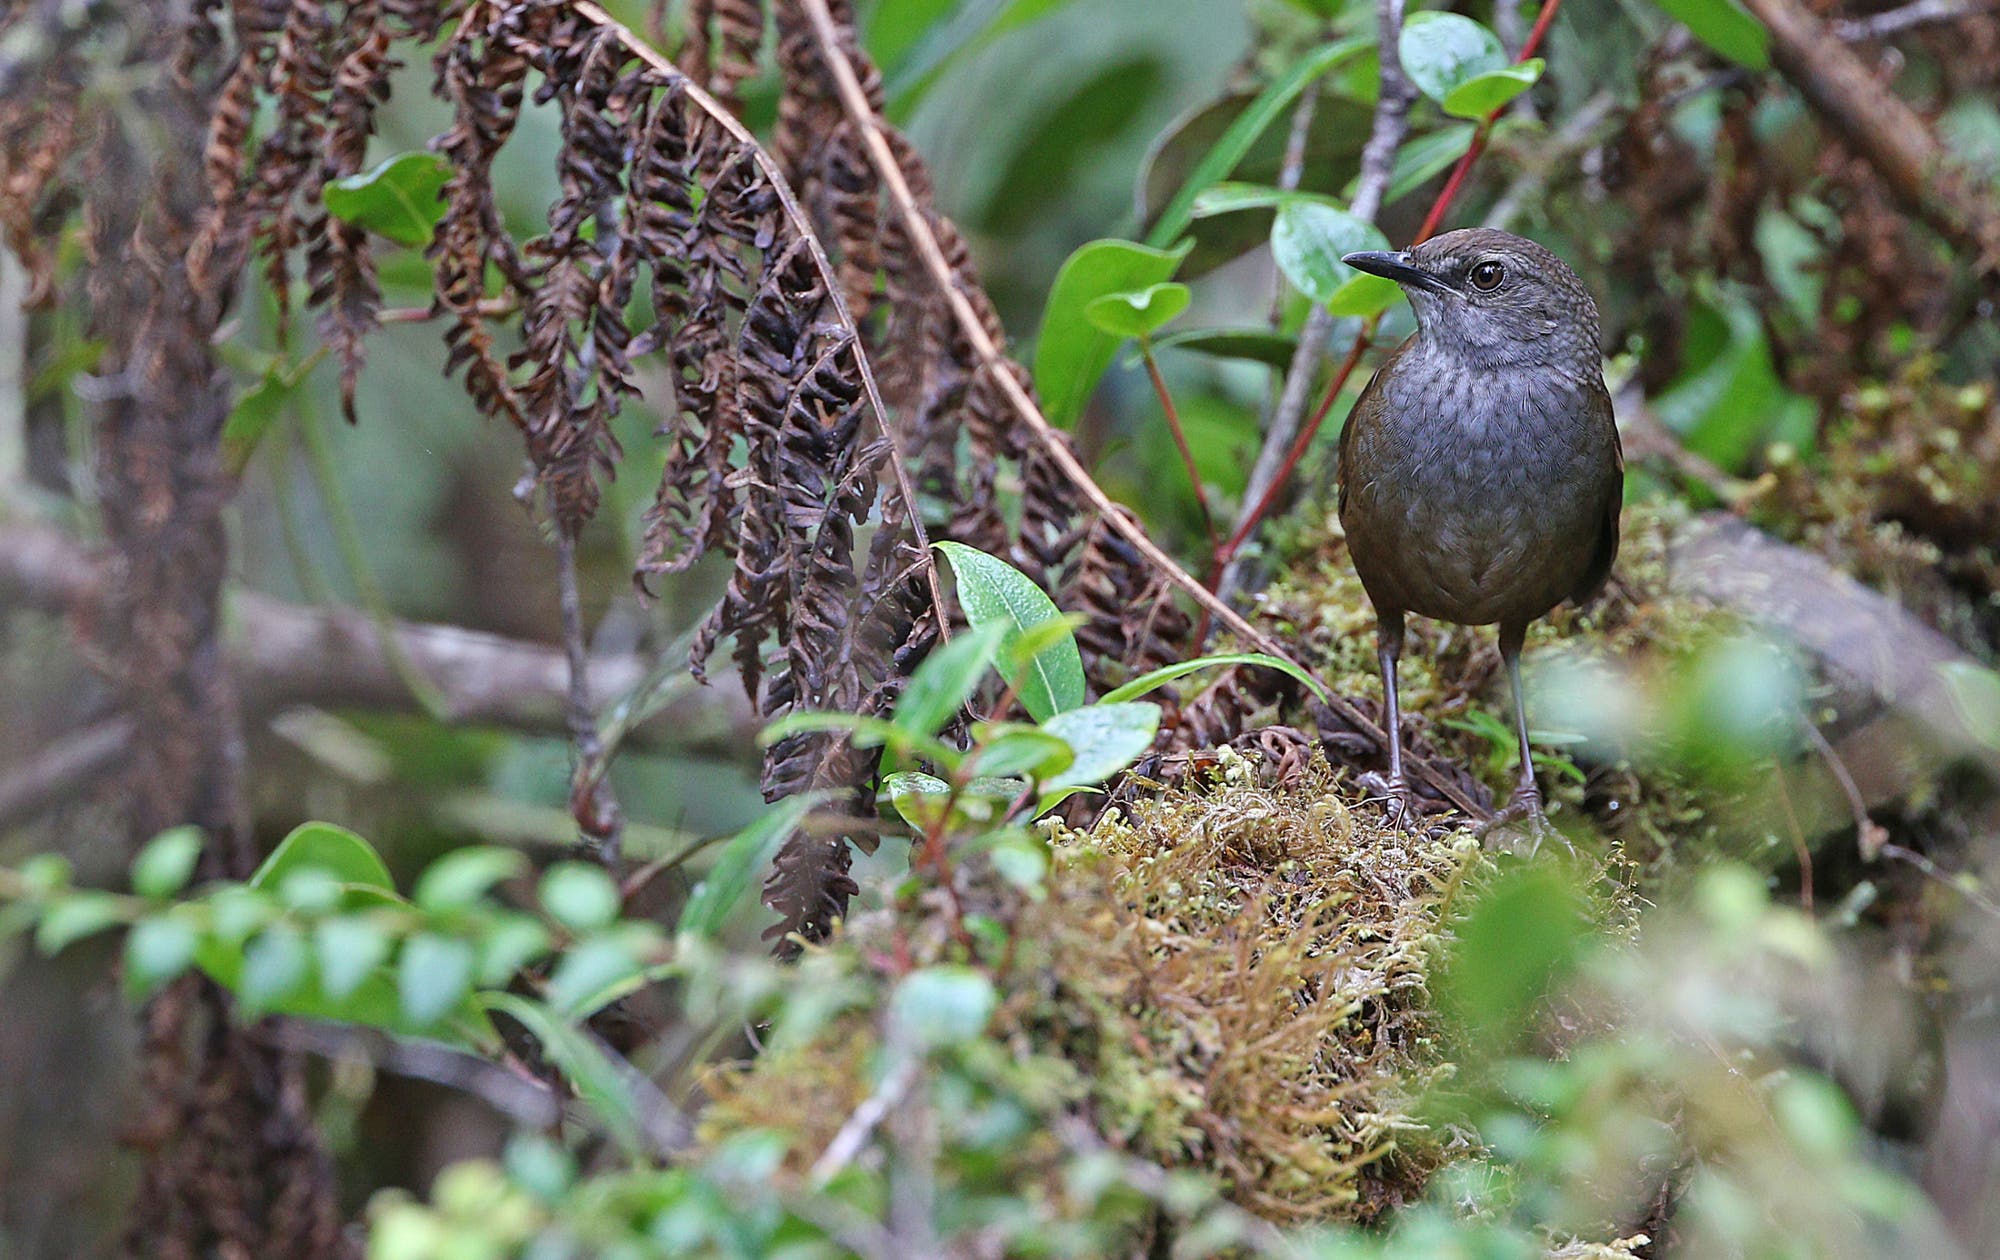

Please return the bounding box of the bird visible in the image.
[1336,228,1623,829]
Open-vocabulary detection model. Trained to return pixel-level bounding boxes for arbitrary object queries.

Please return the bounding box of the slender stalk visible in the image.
[1140,343,1218,559]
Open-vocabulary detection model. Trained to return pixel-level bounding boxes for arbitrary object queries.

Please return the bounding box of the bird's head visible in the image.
[1342,228,1600,374]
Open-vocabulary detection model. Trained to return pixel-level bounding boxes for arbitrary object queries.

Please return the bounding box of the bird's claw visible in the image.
[1357,770,1424,833]
[1478,782,1573,858]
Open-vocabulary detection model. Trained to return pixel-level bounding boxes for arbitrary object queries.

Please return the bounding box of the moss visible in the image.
[1752,360,2000,660]
[699,766,1483,1229]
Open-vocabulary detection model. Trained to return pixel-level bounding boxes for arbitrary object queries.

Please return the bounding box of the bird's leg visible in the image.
[1359,611,1420,829]
[1499,621,1541,818]
[1483,622,1570,858]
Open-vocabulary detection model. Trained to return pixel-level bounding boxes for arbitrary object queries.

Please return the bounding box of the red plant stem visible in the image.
[1216,0,1569,569]
[1217,331,1371,562]
[1142,344,1221,562]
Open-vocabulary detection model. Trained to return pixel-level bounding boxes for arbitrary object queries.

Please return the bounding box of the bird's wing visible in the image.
[1336,341,1402,519]
[1569,373,1625,605]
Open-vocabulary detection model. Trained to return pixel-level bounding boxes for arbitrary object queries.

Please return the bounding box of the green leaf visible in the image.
[1326,274,1403,318]
[546,937,644,1017]
[1150,326,1299,369]
[132,827,205,899]
[414,846,529,912]
[1940,662,2000,751]
[34,892,128,954]
[894,622,1007,741]
[1034,238,1191,428]
[934,542,1085,722]
[889,966,996,1050]
[1099,651,1332,706]
[1440,59,1543,120]
[883,771,954,831]
[1189,182,1339,219]
[1083,282,1191,341]
[987,832,1050,895]
[124,917,199,999]
[1653,285,1813,471]
[1040,702,1162,787]
[322,151,450,247]
[315,916,394,1001]
[1346,122,1478,206]
[399,933,477,1026]
[679,794,821,941]
[251,822,395,897]
[1144,37,1371,249]
[1438,865,1590,1049]
[1399,12,1507,106]
[969,728,1076,781]
[539,863,622,933]
[1270,201,1391,307]
[240,926,311,1014]
[477,913,554,987]
[222,359,303,477]
[1645,0,1771,69]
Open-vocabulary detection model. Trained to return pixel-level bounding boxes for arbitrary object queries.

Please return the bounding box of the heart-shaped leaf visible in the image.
[1034,238,1191,428]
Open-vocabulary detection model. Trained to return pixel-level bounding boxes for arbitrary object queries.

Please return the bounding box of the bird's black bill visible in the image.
[1341,250,1449,294]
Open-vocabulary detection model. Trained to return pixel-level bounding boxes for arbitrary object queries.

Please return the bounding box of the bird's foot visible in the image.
[1357,770,1424,833]
[1478,782,1573,858]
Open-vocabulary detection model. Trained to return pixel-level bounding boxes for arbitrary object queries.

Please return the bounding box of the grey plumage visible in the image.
[1337,228,1623,826]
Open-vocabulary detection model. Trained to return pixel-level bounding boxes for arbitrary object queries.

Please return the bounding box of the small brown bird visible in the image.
[1337,229,1622,827]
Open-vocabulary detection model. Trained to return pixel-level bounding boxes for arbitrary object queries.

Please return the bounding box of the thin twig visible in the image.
[1484,89,1617,231]
[556,530,624,865]
[573,1,951,646]
[810,1053,920,1184]
[1879,843,2000,920]
[258,1019,563,1127]
[1141,343,1218,556]
[1799,714,1888,861]
[0,716,135,827]
[1832,0,1995,41]
[784,0,1491,819]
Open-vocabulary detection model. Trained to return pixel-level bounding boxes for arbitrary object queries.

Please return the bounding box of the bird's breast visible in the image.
[1341,362,1615,626]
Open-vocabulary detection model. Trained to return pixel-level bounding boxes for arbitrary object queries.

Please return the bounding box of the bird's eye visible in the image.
[1469,260,1505,292]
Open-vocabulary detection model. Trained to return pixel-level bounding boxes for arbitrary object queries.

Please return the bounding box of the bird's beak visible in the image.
[1341,250,1449,294]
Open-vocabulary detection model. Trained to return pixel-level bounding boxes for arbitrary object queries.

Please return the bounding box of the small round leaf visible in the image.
[539,863,623,933]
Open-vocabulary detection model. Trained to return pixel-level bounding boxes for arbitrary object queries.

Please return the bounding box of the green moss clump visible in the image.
[700,765,1482,1230]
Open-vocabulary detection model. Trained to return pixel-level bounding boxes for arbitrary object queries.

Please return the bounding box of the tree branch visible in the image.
[0,522,759,827]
